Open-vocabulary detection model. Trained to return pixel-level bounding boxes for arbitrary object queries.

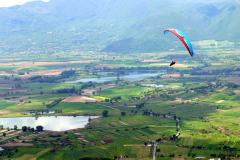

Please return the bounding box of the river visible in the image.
[68,72,162,83]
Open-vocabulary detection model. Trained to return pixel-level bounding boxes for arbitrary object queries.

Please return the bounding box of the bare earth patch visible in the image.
[172,158,185,160]
[95,64,116,69]
[0,143,33,147]
[0,110,11,116]
[82,84,116,96]
[234,90,240,96]
[173,63,189,68]
[21,70,63,78]
[63,96,100,103]
[0,60,96,67]
[171,98,191,104]
[124,144,145,147]
[142,59,161,63]
[0,71,12,76]
[162,73,181,78]
[223,76,240,85]
[225,50,240,54]
[33,70,62,76]
[82,89,97,96]
[216,100,225,104]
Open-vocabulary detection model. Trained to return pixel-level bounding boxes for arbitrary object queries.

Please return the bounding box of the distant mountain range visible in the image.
[0,0,239,53]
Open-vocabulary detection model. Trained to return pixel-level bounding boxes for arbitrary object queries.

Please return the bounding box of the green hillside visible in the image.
[0,0,239,53]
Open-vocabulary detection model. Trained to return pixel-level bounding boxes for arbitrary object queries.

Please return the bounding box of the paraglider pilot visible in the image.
[170,61,176,66]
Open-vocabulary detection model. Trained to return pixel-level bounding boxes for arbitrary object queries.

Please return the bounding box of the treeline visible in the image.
[105,96,122,103]
[22,125,44,132]
[51,81,98,95]
[46,98,62,109]
[54,87,77,94]
[60,70,76,78]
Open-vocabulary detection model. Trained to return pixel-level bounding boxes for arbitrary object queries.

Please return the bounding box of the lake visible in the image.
[69,72,162,83]
[0,116,98,132]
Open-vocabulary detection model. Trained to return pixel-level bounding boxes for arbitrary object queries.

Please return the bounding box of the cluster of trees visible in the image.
[102,110,126,117]
[81,82,96,90]
[60,70,76,78]
[102,110,109,117]
[22,125,44,132]
[121,111,126,116]
[143,110,169,118]
[136,102,145,109]
[105,96,122,103]
[29,76,59,83]
[55,87,78,94]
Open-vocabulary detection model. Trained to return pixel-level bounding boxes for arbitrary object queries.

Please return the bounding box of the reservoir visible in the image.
[0,116,97,132]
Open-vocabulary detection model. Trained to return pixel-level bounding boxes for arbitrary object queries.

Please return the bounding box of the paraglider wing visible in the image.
[164,29,194,57]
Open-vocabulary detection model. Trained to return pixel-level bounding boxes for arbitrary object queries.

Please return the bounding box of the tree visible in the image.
[14,125,18,130]
[121,112,126,116]
[136,102,145,109]
[36,125,44,132]
[22,126,27,132]
[105,98,110,102]
[102,110,109,117]
[144,142,147,147]
[88,117,92,122]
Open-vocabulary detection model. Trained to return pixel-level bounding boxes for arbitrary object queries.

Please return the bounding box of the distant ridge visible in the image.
[0,0,239,53]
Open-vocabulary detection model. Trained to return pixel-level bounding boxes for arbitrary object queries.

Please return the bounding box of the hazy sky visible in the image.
[0,0,50,8]
[0,0,238,8]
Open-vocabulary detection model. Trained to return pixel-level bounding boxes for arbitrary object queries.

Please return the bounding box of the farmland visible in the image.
[0,43,239,160]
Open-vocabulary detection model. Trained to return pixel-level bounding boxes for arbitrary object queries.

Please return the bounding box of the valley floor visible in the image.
[0,48,239,159]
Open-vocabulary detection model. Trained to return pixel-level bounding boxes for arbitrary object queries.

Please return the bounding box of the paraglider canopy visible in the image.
[164,28,194,57]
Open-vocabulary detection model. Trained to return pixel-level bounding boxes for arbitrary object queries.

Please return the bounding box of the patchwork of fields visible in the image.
[0,47,239,159]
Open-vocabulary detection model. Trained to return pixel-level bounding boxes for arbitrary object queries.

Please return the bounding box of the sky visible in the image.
[0,0,50,8]
[0,0,238,8]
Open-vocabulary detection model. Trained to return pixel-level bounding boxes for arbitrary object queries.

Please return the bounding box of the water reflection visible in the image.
[0,116,98,132]
[68,72,162,83]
